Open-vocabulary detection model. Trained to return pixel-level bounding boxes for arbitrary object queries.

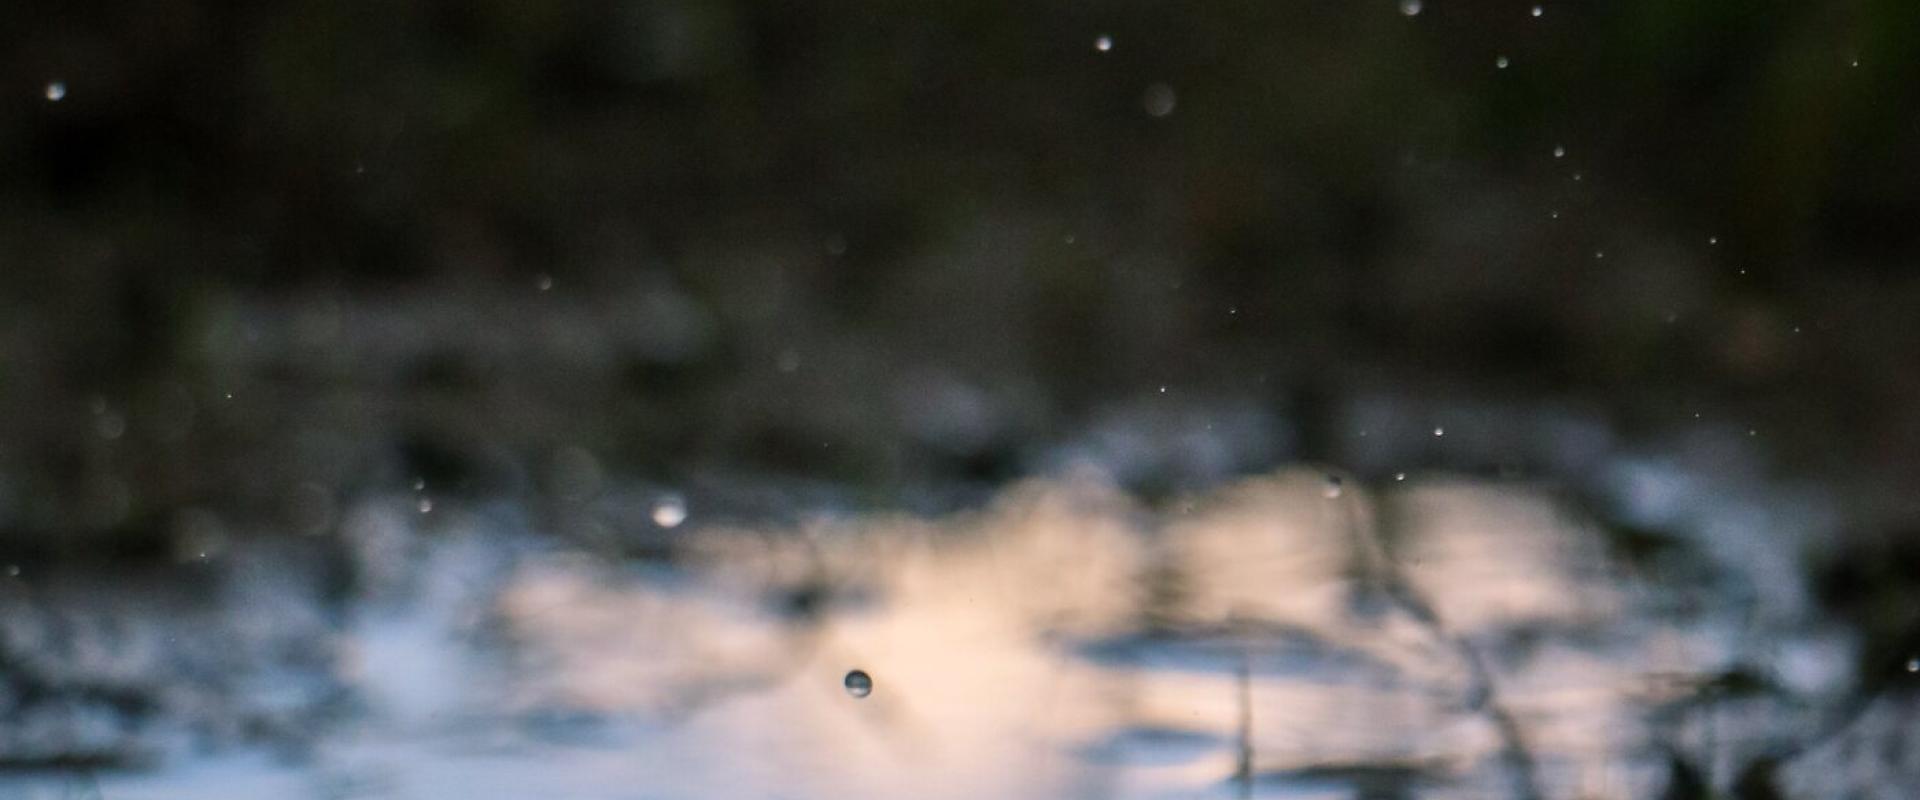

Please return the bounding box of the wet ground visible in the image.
[2,447,1914,799]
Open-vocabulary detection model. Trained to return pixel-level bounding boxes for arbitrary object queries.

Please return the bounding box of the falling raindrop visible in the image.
[1095,35,1113,52]
[536,274,554,291]
[1323,475,1344,498]
[1394,472,1407,482]
[1399,0,1423,16]
[44,81,66,101]
[1158,385,1167,393]
[652,495,688,528]
[1531,5,1543,16]
[844,669,873,698]
[417,497,434,514]
[1709,236,1719,245]
[1906,658,1918,673]
[5,565,17,577]
[1553,145,1566,158]
[412,477,426,491]
[1495,55,1510,69]
[1433,427,1445,437]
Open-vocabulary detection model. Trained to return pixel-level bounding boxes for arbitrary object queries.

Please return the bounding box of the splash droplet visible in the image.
[44,81,66,102]
[1553,145,1566,158]
[1432,427,1445,437]
[652,495,688,528]
[1495,55,1510,69]
[844,669,873,698]
[1142,83,1177,117]
[1399,0,1423,16]
[1394,472,1407,482]
[1531,5,1543,16]
[1095,35,1113,52]
[1906,658,1918,673]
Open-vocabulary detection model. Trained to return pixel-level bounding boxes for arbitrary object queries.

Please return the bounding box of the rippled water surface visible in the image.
[4,465,1911,799]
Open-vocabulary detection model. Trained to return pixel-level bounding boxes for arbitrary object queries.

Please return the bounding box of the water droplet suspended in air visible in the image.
[5,565,18,577]
[44,81,66,101]
[1709,236,1719,245]
[652,495,687,528]
[417,497,434,514]
[536,274,553,291]
[1531,5,1543,16]
[1142,83,1177,117]
[1553,145,1566,158]
[1095,35,1113,52]
[1495,55,1510,69]
[1400,0,1423,16]
[1432,427,1445,437]
[1906,658,1918,673]
[1394,472,1407,482]
[844,669,873,698]
[1323,475,1344,498]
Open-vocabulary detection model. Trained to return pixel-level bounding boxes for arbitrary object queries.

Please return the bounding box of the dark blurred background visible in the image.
[6,0,1920,551]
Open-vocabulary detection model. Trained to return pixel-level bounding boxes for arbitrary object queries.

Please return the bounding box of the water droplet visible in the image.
[1747,428,1758,437]
[1552,145,1566,158]
[536,274,553,291]
[1495,55,1510,69]
[651,495,688,528]
[1142,83,1177,117]
[1323,475,1344,498]
[417,497,434,514]
[1158,385,1167,393]
[1572,172,1583,181]
[412,477,426,491]
[1906,658,1918,673]
[1432,427,1445,437]
[1708,236,1719,245]
[1399,0,1423,16]
[44,81,66,102]
[1595,250,1605,260]
[844,669,873,698]
[1394,472,1407,481]
[5,565,18,577]
[1531,5,1543,16]
[1095,35,1113,52]
[777,349,802,373]
[1549,211,1560,219]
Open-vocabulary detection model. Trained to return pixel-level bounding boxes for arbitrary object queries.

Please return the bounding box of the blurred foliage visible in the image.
[4,0,1920,542]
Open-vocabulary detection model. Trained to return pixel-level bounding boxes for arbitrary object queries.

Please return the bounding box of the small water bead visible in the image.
[844,669,873,698]
[1906,658,1918,673]
[1394,472,1407,482]
[1495,55,1510,69]
[1400,0,1423,16]
[651,495,687,528]
[5,565,18,577]
[1531,5,1543,16]
[417,497,434,514]
[1553,145,1566,158]
[1323,475,1344,498]
[536,274,553,291]
[1095,35,1113,52]
[1709,236,1719,245]
[1142,83,1177,117]
[44,81,66,102]
[1432,427,1445,437]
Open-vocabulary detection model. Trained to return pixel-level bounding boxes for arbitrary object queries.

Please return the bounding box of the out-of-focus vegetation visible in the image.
[5,0,1920,546]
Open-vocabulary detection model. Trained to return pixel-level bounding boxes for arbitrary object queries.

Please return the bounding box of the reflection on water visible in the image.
[1,469,1915,798]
